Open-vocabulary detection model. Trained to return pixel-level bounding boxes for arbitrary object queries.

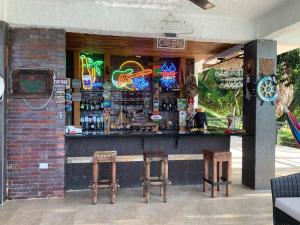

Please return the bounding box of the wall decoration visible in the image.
[111,60,152,91]
[160,62,178,90]
[80,53,104,90]
[257,74,278,105]
[259,58,275,76]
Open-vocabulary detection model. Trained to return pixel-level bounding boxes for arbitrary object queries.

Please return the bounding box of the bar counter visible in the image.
[65,130,244,190]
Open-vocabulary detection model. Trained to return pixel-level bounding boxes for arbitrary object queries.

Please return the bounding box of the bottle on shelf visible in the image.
[85,99,90,111]
[80,99,85,111]
[80,115,85,132]
[84,115,89,133]
[95,99,100,110]
[90,100,95,111]
[168,98,173,111]
[96,116,101,131]
[173,99,177,111]
[162,98,166,111]
[91,116,96,134]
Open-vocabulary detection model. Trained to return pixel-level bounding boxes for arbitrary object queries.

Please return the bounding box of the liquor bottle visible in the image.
[100,113,104,130]
[84,115,89,133]
[80,115,85,131]
[96,116,101,131]
[162,98,166,111]
[91,116,96,134]
[85,99,89,111]
[173,99,177,111]
[168,98,173,111]
[90,100,95,111]
[95,99,100,110]
[100,97,104,110]
[88,115,92,132]
[80,99,85,111]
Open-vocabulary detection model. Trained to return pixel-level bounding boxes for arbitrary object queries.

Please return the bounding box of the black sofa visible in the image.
[271,173,300,225]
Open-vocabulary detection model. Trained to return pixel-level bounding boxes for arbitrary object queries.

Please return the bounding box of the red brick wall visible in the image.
[6,28,66,199]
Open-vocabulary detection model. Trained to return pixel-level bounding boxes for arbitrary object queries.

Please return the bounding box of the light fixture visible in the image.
[188,0,215,10]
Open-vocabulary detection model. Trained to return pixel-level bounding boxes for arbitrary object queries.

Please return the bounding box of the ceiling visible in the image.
[50,0,289,19]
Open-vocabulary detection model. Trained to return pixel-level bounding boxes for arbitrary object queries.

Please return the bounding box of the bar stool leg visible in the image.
[226,158,232,196]
[92,161,99,205]
[160,160,165,196]
[143,160,146,197]
[212,158,217,198]
[203,157,208,192]
[145,159,151,203]
[111,160,116,204]
[163,159,168,202]
[217,161,222,192]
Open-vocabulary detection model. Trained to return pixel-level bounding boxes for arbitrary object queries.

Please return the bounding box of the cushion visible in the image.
[275,197,300,222]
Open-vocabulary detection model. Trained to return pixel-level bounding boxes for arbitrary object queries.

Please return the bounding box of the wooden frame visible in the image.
[11,68,54,98]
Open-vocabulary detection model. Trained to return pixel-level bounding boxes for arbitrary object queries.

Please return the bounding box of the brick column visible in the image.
[7,28,66,199]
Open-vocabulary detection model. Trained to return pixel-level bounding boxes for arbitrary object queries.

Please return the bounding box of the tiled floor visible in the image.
[1,137,299,225]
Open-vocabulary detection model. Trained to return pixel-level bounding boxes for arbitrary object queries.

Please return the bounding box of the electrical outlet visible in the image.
[39,163,48,169]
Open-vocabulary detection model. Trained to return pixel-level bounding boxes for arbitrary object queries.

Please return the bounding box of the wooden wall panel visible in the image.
[66,33,234,60]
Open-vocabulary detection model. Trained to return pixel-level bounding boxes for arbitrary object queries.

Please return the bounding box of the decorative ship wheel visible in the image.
[257,75,278,105]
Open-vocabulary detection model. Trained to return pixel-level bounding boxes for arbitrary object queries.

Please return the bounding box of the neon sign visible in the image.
[111,60,152,91]
[160,62,177,90]
[80,53,104,90]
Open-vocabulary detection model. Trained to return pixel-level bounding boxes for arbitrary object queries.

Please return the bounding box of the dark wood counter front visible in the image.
[65,131,232,190]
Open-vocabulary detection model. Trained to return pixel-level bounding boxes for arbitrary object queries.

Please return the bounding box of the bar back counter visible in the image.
[65,131,231,190]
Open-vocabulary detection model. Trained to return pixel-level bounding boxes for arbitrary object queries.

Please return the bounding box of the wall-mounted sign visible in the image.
[54,79,70,86]
[156,37,186,50]
[11,68,54,98]
[72,79,81,89]
[111,60,152,91]
[160,62,178,90]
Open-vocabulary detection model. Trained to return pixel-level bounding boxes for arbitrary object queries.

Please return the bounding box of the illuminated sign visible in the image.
[160,62,177,90]
[111,60,152,91]
[156,38,186,50]
[80,53,104,90]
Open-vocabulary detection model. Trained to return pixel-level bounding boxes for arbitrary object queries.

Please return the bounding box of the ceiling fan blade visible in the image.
[188,0,215,10]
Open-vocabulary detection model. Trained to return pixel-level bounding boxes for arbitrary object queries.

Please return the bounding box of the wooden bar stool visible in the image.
[203,149,232,198]
[92,151,118,204]
[142,150,168,203]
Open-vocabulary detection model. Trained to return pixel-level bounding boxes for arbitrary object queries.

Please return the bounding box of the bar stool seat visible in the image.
[203,149,232,198]
[142,150,169,203]
[92,150,118,204]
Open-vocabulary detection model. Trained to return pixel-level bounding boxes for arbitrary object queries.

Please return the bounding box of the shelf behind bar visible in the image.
[67,154,203,164]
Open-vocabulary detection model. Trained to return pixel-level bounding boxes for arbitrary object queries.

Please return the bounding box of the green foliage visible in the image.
[277,49,300,120]
[277,125,298,148]
[198,68,243,117]
[277,49,300,86]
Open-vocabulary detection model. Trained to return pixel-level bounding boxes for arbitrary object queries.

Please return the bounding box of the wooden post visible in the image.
[226,157,232,196]
[212,158,217,198]
[145,159,150,203]
[104,54,111,81]
[160,160,164,196]
[73,51,81,126]
[163,158,168,202]
[217,162,222,191]
[111,159,116,204]
[179,58,186,98]
[92,160,99,205]
[203,156,208,192]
